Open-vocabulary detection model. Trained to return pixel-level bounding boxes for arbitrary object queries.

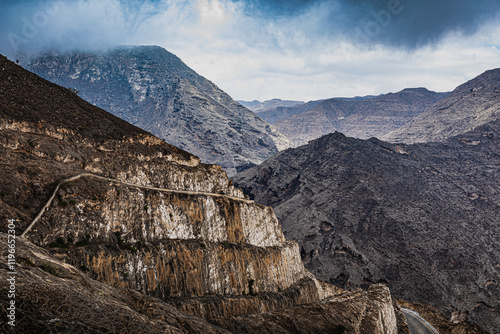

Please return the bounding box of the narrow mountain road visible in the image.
[20,172,254,238]
[402,308,439,334]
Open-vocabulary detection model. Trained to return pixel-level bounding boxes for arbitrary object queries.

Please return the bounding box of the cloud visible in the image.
[235,0,500,48]
[0,0,499,101]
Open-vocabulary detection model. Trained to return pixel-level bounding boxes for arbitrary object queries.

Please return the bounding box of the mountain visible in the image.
[234,125,500,332]
[238,98,304,112]
[254,99,325,124]
[21,46,292,176]
[383,69,500,143]
[273,88,447,147]
[0,55,411,333]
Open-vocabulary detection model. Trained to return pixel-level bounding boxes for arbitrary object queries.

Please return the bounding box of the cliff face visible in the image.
[22,46,292,175]
[235,126,500,333]
[383,68,500,143]
[0,54,407,333]
[273,88,447,147]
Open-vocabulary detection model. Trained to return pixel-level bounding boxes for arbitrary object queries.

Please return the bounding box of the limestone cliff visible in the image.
[0,54,407,333]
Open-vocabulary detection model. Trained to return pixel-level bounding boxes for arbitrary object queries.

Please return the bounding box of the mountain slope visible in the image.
[274,88,447,146]
[235,126,500,333]
[383,69,500,143]
[22,46,291,175]
[0,54,408,333]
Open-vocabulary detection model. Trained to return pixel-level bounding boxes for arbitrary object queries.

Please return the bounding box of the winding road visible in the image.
[20,172,254,238]
[402,308,439,334]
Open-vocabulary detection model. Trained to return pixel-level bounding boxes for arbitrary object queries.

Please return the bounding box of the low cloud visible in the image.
[1,0,499,101]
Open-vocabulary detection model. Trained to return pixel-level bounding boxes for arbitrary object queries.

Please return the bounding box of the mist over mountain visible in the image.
[21,45,292,175]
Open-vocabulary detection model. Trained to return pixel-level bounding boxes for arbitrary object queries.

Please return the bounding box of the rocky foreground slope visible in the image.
[21,46,292,175]
[0,55,409,333]
[383,68,500,143]
[235,126,500,332]
[273,88,446,147]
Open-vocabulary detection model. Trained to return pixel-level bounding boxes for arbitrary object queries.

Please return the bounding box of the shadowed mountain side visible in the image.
[234,125,500,333]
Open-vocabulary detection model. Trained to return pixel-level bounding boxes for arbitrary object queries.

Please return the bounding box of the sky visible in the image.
[1,0,500,101]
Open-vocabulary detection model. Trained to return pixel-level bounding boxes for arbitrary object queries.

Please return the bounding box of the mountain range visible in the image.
[21,46,292,175]
[237,98,305,112]
[382,69,500,143]
[271,88,447,147]
[0,54,416,334]
[3,44,499,333]
[234,70,500,333]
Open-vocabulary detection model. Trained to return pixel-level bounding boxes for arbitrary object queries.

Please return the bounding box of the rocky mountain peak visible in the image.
[383,68,500,143]
[22,45,292,176]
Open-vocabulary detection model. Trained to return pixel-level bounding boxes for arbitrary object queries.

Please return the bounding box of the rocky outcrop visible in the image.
[213,284,408,334]
[235,127,500,333]
[273,88,447,146]
[22,46,292,175]
[0,54,409,333]
[383,68,500,143]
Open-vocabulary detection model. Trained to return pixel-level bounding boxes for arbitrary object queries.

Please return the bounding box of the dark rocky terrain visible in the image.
[21,46,292,175]
[237,98,305,112]
[273,88,447,146]
[235,124,500,332]
[0,55,410,333]
[383,69,500,143]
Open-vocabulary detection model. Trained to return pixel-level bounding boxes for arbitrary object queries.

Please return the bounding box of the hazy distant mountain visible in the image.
[273,88,447,147]
[238,98,305,112]
[23,46,292,175]
[253,100,325,124]
[235,121,500,333]
[383,69,500,143]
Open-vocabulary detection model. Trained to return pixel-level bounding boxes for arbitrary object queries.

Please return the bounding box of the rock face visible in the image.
[21,46,292,175]
[234,127,500,333]
[383,69,500,143]
[273,88,447,146]
[0,55,407,333]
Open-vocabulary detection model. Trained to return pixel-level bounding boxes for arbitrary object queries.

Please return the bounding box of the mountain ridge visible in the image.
[21,45,292,175]
[235,118,500,332]
[383,68,500,143]
[273,88,447,146]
